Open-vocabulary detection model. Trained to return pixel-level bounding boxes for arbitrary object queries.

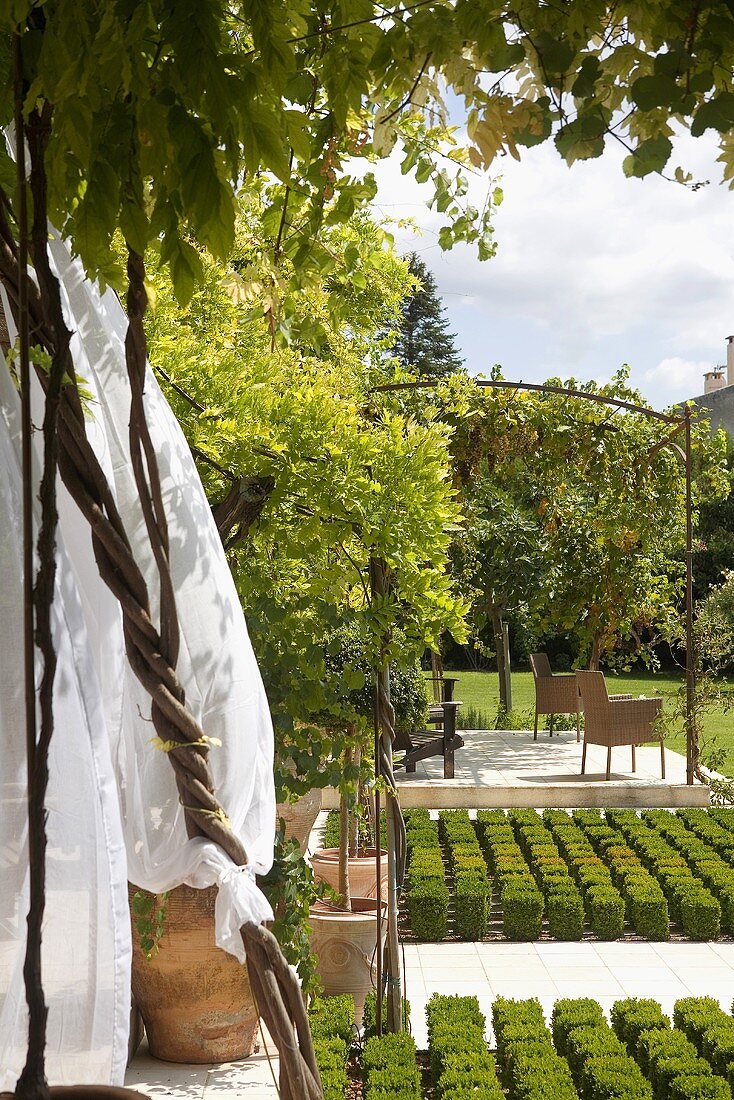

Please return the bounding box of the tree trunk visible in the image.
[502,620,513,713]
[349,745,361,858]
[589,633,602,671]
[491,603,509,713]
[337,743,352,911]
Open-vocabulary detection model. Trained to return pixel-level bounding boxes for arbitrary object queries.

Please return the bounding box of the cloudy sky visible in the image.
[370,129,734,411]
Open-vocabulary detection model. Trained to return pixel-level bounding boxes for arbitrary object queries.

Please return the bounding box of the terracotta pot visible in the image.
[275,788,322,853]
[311,847,388,901]
[309,897,386,1024]
[128,883,258,1063]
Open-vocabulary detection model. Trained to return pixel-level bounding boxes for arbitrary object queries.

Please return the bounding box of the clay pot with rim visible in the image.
[311,847,388,901]
[275,787,322,853]
[128,883,258,1063]
[308,897,386,1024]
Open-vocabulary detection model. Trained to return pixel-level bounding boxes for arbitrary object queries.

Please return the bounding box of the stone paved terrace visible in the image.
[322,728,712,808]
[125,939,734,1099]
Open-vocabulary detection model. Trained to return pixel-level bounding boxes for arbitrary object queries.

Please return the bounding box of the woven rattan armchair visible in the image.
[529,653,581,741]
[576,670,664,781]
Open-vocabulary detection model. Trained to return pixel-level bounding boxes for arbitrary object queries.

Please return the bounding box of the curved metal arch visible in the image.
[374,376,696,788]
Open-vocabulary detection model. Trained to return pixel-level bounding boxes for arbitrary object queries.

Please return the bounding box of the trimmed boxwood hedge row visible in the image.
[439,810,491,940]
[308,994,353,1100]
[607,812,721,941]
[475,810,544,940]
[673,998,734,1082]
[554,1009,654,1100]
[492,996,579,1100]
[396,809,734,943]
[426,993,503,1099]
[543,811,626,940]
[611,997,669,1053]
[573,811,670,940]
[508,810,585,941]
[363,1032,421,1099]
[641,811,734,936]
[405,809,449,942]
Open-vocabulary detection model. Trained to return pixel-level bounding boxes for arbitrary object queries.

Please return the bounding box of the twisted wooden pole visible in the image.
[369,557,406,1034]
[0,103,322,1100]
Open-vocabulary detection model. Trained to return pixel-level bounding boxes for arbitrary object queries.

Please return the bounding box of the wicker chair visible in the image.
[576,670,664,781]
[529,653,580,741]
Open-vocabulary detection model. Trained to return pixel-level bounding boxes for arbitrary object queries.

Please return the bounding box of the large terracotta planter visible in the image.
[275,787,322,853]
[309,897,386,1024]
[311,847,388,901]
[128,883,258,1063]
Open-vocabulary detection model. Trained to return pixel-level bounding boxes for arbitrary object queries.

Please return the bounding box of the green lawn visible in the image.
[444,667,734,776]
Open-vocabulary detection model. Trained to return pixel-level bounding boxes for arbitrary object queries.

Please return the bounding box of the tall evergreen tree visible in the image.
[393,254,465,378]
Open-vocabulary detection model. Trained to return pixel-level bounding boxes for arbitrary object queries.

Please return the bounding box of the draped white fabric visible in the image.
[0,236,275,1086]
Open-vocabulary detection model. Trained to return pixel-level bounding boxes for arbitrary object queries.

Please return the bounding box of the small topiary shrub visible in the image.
[547,889,584,941]
[674,999,730,1054]
[407,878,449,941]
[669,1076,731,1100]
[611,998,670,1055]
[653,1057,713,1100]
[588,885,626,939]
[551,998,606,1057]
[309,994,355,1043]
[580,1054,653,1100]
[456,875,490,941]
[502,880,544,941]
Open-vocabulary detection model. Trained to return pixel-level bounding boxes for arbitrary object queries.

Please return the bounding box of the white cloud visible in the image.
[644,357,713,402]
[367,128,734,408]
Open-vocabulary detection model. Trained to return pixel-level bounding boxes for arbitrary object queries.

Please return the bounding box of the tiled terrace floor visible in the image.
[126,939,734,1098]
[323,729,712,808]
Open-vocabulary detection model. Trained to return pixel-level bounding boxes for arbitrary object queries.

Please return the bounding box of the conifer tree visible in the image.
[392,254,464,378]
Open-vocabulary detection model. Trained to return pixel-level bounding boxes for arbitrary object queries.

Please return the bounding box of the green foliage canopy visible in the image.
[143,196,467,798]
[3,1,734,311]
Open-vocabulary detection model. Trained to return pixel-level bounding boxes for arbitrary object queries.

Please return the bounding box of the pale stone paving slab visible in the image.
[322,729,712,808]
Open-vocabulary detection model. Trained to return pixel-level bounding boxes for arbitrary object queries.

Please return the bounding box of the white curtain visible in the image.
[0,234,276,1086]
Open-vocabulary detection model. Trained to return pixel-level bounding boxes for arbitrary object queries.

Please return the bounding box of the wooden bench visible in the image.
[394,677,463,779]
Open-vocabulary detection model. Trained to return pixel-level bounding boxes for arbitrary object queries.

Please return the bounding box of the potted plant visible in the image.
[308,626,427,1020]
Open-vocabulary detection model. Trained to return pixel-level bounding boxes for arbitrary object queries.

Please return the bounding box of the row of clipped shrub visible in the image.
[610,996,723,1100]
[475,809,545,940]
[572,809,671,939]
[310,991,734,1099]
[642,811,734,934]
[552,996,654,1100]
[492,995,578,1100]
[438,810,491,940]
[606,810,721,941]
[674,997,734,1085]
[508,809,589,940]
[364,1031,421,1099]
[426,994,503,1099]
[542,809,626,938]
[308,994,353,1100]
[404,808,450,941]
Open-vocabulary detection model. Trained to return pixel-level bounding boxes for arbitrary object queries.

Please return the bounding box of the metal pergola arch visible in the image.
[374,376,697,783]
[366,376,698,1039]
